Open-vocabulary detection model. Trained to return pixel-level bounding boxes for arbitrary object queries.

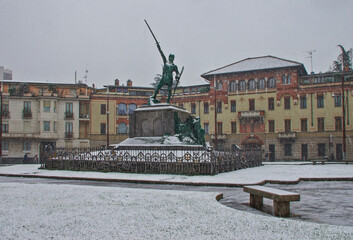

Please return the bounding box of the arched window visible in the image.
[118,103,127,115]
[248,79,256,91]
[267,77,276,89]
[258,78,266,89]
[118,123,127,134]
[229,81,237,92]
[239,80,246,91]
[128,103,137,115]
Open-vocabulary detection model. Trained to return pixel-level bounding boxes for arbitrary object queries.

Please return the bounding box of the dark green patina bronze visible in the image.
[145,20,181,104]
[174,112,205,146]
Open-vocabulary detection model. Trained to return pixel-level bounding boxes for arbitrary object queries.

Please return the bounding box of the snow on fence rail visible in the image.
[41,147,262,175]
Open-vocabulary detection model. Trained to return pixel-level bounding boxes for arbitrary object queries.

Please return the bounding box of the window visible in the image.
[65,102,73,119]
[118,123,127,134]
[43,101,51,112]
[231,122,237,134]
[23,142,31,151]
[300,96,307,109]
[217,122,223,134]
[53,121,57,133]
[2,124,9,133]
[204,123,209,134]
[217,81,222,90]
[2,141,9,151]
[269,120,275,133]
[285,119,291,133]
[258,78,266,90]
[229,81,237,92]
[24,101,31,112]
[191,103,196,114]
[54,101,57,112]
[23,101,32,118]
[43,121,50,132]
[2,103,9,117]
[216,102,222,113]
[248,79,256,91]
[268,98,274,110]
[318,118,325,132]
[65,122,73,138]
[118,103,127,115]
[284,144,292,156]
[282,74,291,85]
[268,77,276,88]
[100,123,106,135]
[284,97,291,110]
[101,104,106,114]
[128,104,137,114]
[66,102,73,113]
[239,80,246,91]
[204,102,209,114]
[317,95,324,108]
[231,101,236,112]
[282,74,286,84]
[334,95,341,107]
[249,99,255,111]
[318,143,326,156]
[335,117,342,131]
[301,119,307,132]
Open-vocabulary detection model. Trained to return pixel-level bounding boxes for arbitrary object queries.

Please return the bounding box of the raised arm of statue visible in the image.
[157,43,167,64]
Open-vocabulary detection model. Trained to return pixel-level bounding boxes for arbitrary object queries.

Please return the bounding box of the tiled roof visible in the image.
[202,56,304,77]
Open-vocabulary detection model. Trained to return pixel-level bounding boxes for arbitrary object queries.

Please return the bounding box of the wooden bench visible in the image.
[243,186,300,217]
[311,159,327,165]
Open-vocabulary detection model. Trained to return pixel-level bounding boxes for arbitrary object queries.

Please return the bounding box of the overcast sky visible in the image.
[1,0,352,88]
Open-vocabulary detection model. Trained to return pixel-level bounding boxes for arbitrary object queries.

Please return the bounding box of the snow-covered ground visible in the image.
[1,182,353,240]
[0,163,352,185]
[1,163,353,239]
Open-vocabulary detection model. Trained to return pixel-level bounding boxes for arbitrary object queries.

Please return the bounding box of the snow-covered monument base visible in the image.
[43,104,262,175]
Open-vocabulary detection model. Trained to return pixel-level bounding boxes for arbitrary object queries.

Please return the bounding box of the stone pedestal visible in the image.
[129,104,189,138]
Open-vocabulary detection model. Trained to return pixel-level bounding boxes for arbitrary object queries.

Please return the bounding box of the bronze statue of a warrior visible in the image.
[145,20,182,104]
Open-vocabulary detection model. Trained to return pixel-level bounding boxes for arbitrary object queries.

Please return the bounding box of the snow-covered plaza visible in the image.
[1,163,353,239]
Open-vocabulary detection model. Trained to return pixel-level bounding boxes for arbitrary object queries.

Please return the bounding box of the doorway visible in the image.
[301,144,308,161]
[336,144,343,161]
[269,144,275,161]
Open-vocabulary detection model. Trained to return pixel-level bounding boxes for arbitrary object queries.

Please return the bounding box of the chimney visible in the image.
[127,79,132,87]
[115,79,119,86]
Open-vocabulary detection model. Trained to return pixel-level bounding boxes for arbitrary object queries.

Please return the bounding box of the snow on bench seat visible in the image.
[243,185,300,217]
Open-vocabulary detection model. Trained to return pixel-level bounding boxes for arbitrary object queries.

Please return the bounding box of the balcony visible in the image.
[238,110,265,123]
[65,132,74,139]
[79,113,90,120]
[23,111,32,119]
[65,112,74,120]
[278,132,296,141]
[211,134,226,140]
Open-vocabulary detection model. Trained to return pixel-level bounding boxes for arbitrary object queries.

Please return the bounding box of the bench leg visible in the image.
[274,200,290,217]
[250,194,263,210]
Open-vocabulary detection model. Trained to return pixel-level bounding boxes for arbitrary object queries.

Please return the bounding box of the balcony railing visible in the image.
[23,111,32,119]
[211,134,226,140]
[238,110,265,118]
[79,113,90,120]
[65,132,74,138]
[278,132,296,139]
[65,112,74,119]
